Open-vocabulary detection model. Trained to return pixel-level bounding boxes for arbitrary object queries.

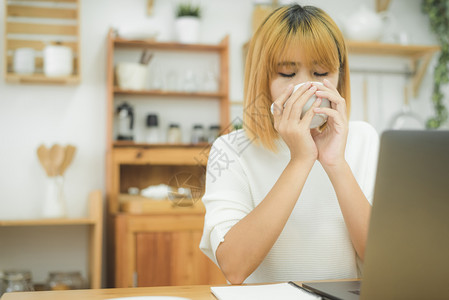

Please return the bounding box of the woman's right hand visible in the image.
[272,82,321,163]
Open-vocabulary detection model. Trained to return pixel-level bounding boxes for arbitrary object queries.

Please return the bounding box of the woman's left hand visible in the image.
[311,79,349,168]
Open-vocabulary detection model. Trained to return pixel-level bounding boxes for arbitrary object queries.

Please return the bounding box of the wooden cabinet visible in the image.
[105,29,228,287]
[115,202,225,287]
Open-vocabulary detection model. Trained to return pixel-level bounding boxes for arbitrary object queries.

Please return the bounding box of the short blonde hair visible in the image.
[243,5,350,151]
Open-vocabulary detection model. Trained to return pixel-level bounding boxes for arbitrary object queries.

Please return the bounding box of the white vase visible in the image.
[175,16,200,44]
[42,176,67,218]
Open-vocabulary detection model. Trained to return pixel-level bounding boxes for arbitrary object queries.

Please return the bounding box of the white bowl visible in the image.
[271,81,330,128]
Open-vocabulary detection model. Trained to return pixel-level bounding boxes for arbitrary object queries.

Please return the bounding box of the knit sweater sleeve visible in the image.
[199,134,253,266]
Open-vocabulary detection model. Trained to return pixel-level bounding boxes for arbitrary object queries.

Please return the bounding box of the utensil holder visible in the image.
[42,176,67,218]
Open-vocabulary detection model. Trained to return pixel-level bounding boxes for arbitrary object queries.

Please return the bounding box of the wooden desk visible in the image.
[2,285,215,300]
[1,280,356,299]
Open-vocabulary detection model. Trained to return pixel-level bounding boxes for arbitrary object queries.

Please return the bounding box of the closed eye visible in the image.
[314,72,328,77]
[279,72,295,78]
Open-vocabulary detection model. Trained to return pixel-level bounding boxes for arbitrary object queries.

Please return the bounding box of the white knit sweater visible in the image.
[199,121,379,283]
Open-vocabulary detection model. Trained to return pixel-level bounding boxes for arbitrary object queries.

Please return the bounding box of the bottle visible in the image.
[167,123,182,144]
[3,270,34,293]
[208,125,220,143]
[146,114,160,143]
[116,102,134,141]
[191,124,206,144]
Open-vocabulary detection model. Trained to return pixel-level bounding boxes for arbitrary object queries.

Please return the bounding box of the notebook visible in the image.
[211,282,321,300]
[302,130,449,300]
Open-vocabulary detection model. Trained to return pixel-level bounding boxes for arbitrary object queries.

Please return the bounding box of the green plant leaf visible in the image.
[422,0,449,128]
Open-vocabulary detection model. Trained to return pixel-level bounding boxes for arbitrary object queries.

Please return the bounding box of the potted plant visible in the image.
[422,0,449,128]
[175,2,201,44]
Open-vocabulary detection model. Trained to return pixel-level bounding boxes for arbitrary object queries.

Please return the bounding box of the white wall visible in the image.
[0,0,446,285]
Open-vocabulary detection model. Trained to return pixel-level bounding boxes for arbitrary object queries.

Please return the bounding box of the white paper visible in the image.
[211,283,321,300]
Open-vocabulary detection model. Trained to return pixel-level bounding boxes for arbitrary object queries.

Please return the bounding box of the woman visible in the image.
[200,4,379,284]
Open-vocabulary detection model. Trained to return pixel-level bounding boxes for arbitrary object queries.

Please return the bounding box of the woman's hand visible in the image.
[272,82,322,163]
[311,79,349,168]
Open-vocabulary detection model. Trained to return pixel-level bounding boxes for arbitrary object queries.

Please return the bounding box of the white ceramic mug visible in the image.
[270,82,331,128]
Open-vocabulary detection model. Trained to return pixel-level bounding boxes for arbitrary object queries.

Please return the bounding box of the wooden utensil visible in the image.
[59,145,76,176]
[37,144,51,176]
[48,144,65,177]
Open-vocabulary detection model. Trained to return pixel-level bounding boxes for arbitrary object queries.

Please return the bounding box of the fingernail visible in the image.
[310,86,317,91]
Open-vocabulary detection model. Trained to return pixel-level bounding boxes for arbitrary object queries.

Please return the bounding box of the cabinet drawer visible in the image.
[113,146,210,166]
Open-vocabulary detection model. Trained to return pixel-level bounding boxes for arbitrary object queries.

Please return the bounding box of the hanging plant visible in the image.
[422,0,449,128]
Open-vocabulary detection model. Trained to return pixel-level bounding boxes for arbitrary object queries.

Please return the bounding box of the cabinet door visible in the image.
[136,230,226,286]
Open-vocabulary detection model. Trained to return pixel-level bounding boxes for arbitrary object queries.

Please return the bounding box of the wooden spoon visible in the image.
[37,144,51,176]
[49,144,65,177]
[59,145,76,176]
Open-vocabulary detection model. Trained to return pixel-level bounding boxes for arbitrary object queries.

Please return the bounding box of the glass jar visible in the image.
[3,270,34,293]
[47,271,84,290]
[167,123,182,144]
[191,124,206,144]
[208,125,220,143]
[0,270,5,296]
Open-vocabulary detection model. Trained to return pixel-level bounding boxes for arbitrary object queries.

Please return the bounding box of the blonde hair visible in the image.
[243,5,350,151]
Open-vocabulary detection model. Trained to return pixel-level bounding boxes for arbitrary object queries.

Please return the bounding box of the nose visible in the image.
[294,71,314,85]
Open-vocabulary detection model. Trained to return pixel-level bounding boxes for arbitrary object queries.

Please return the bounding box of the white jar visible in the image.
[115,63,147,90]
[13,48,35,74]
[43,45,73,77]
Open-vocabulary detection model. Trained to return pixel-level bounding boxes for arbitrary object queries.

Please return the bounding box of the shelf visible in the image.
[113,36,227,52]
[113,141,210,148]
[5,73,80,85]
[113,88,224,98]
[346,41,440,58]
[119,194,205,214]
[0,218,95,227]
[0,190,103,289]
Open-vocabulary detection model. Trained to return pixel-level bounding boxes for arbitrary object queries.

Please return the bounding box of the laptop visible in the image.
[302,130,449,300]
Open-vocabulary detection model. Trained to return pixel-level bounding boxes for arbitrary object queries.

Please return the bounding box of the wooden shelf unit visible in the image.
[346,41,440,96]
[4,0,81,84]
[105,29,228,287]
[0,190,103,289]
[106,29,230,149]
